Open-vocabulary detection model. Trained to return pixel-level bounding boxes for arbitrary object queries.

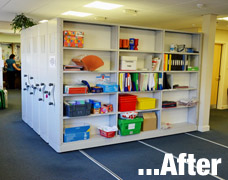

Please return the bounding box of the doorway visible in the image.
[210,43,222,109]
[0,42,21,89]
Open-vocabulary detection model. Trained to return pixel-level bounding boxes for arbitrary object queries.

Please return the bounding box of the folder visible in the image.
[119,73,124,92]
[148,73,155,91]
[140,73,148,91]
[131,73,139,91]
[124,73,128,92]
[127,73,132,91]
[154,73,158,90]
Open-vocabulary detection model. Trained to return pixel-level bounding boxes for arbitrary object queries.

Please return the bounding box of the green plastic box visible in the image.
[118,117,143,136]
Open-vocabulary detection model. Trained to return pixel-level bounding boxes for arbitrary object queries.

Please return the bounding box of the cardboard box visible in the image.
[142,112,157,131]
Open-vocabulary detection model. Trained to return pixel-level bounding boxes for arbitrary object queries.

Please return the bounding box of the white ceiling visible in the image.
[0,0,228,31]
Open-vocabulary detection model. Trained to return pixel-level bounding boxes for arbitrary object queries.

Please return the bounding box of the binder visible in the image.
[165,54,168,71]
[182,55,185,70]
[163,73,171,89]
[158,73,163,90]
[119,73,124,92]
[127,73,132,91]
[154,73,158,90]
[124,73,128,92]
[163,54,166,71]
[131,73,139,91]
[169,54,172,71]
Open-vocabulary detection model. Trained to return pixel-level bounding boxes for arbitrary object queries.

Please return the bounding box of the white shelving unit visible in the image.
[21,18,202,152]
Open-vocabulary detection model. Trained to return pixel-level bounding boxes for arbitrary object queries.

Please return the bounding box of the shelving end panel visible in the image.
[44,18,63,148]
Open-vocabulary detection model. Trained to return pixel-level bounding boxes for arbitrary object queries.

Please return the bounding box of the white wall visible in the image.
[0,33,20,43]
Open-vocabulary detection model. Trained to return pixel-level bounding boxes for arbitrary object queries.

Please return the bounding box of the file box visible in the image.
[120,56,137,70]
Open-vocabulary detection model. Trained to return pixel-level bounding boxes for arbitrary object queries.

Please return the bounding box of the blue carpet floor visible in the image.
[83,141,216,180]
[0,90,116,180]
[0,90,227,180]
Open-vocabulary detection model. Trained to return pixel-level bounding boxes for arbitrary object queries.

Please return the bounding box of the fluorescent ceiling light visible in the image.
[217,17,228,21]
[84,1,123,10]
[39,20,48,23]
[62,11,92,17]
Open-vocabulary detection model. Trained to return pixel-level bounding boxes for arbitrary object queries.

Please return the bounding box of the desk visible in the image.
[3,71,21,89]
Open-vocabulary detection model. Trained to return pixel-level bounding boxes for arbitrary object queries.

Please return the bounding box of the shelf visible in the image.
[164,71,199,73]
[119,49,162,54]
[118,108,160,114]
[118,90,161,94]
[162,88,197,92]
[63,92,117,97]
[162,105,197,110]
[164,51,199,55]
[63,112,117,120]
[60,122,197,152]
[63,70,117,74]
[21,18,202,153]
[119,70,162,73]
[63,47,118,52]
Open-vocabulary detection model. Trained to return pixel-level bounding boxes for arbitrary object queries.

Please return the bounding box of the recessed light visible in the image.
[84,1,123,10]
[62,11,92,17]
[94,16,107,21]
[39,20,48,23]
[196,3,205,9]
[217,17,228,21]
[123,9,138,16]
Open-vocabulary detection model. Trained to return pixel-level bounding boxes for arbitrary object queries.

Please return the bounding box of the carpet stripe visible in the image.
[185,133,228,149]
[79,150,123,180]
[138,141,225,180]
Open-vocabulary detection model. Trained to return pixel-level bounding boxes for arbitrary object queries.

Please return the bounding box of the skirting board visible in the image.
[217,104,228,110]
[198,125,210,132]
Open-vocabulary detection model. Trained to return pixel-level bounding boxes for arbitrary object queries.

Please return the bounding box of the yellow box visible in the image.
[136,97,156,110]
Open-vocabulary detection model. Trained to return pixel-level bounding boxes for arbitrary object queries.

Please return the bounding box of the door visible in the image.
[210,44,222,108]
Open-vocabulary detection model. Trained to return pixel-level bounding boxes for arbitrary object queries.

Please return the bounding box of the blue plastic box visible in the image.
[96,82,118,93]
[64,123,90,142]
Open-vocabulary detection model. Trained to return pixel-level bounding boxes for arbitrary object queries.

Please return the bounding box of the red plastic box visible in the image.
[118,94,137,112]
[99,129,116,138]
